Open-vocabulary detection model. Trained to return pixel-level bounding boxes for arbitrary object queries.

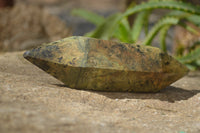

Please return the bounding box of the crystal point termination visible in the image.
[23,36,189,92]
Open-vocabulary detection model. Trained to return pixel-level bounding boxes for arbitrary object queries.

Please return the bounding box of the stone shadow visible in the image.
[54,84,200,103]
[94,86,200,103]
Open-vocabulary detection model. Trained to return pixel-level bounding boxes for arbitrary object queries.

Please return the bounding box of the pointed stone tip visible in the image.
[23,50,30,59]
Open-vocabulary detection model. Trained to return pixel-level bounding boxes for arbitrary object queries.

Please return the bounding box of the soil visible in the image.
[0,52,200,133]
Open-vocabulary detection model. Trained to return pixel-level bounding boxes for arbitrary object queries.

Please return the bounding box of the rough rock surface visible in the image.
[0,4,71,51]
[0,52,200,133]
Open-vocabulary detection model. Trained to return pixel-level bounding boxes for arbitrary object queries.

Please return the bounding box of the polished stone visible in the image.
[23,36,189,92]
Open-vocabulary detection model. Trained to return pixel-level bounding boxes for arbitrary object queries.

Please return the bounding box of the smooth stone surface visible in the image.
[0,52,200,133]
[23,36,188,92]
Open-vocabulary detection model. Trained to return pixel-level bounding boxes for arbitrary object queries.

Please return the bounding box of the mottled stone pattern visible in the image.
[24,36,188,92]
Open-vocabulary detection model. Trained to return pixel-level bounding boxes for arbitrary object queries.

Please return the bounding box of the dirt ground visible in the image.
[0,52,199,133]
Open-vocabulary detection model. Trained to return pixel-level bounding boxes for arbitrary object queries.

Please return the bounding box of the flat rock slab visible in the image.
[0,52,200,133]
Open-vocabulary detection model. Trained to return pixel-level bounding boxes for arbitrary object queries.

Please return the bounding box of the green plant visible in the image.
[177,43,200,70]
[72,0,200,70]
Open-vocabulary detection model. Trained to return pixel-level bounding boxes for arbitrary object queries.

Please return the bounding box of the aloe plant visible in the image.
[177,46,200,70]
[72,0,200,70]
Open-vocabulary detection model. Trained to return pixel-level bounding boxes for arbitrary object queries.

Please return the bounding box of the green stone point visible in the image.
[23,36,189,92]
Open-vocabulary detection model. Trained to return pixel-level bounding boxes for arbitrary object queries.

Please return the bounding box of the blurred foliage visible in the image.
[72,0,200,70]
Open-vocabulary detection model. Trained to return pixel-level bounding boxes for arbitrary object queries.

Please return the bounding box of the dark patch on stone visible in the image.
[155,60,160,66]
[35,61,50,72]
[159,53,165,59]
[58,57,63,63]
[41,49,54,59]
[147,48,151,52]
[68,59,76,65]
[46,45,60,51]
[31,47,42,56]
[111,43,127,53]
[72,58,76,62]
[40,45,60,59]
[165,61,170,65]
[98,40,101,44]
[136,48,144,55]
[52,41,58,44]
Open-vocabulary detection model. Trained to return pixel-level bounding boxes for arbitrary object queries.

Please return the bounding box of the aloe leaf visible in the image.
[185,64,197,71]
[168,10,200,27]
[196,59,200,66]
[131,11,150,42]
[90,1,200,41]
[114,18,132,43]
[71,9,105,26]
[187,15,200,27]
[167,10,190,18]
[177,47,200,63]
[143,10,151,35]
[123,1,200,17]
[121,17,131,31]
[90,13,122,40]
[84,31,95,37]
[143,17,179,45]
[179,23,200,35]
[159,25,170,52]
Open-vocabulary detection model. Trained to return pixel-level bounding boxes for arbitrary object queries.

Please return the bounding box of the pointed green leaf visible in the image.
[72,9,105,26]
[123,1,200,17]
[131,11,150,42]
[177,47,200,63]
[90,1,200,41]
[90,13,122,40]
[113,18,132,43]
[143,17,179,45]
[159,25,170,52]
